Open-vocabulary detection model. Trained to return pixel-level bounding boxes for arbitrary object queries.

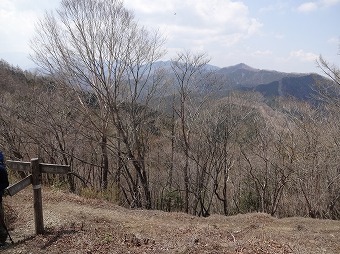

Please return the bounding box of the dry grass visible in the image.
[1,187,339,253]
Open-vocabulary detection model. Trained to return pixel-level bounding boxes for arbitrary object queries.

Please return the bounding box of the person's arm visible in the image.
[0,166,9,192]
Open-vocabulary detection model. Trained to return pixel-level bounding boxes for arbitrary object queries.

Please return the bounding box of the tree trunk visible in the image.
[101,134,109,190]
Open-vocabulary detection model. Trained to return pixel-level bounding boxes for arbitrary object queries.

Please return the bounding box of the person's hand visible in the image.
[2,189,9,197]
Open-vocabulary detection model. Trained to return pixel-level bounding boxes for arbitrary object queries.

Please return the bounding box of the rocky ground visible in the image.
[1,187,339,253]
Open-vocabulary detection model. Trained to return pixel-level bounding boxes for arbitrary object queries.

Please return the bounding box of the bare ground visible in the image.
[1,187,340,254]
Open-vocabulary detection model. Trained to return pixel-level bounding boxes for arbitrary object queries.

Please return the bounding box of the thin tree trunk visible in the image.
[101,133,109,190]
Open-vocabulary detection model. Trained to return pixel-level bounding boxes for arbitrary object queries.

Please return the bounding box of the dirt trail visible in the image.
[1,187,340,253]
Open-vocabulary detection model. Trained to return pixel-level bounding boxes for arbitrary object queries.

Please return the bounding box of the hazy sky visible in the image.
[0,0,339,74]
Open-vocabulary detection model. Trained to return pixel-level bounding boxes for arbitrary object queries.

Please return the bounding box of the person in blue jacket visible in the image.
[0,151,9,246]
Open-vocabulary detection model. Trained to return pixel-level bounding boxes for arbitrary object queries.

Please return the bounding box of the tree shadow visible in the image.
[41,225,80,249]
[1,222,84,251]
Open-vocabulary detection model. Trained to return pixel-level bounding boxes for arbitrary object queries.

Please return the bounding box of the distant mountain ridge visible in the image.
[1,57,333,103]
[161,61,332,102]
[215,63,307,88]
[215,63,332,102]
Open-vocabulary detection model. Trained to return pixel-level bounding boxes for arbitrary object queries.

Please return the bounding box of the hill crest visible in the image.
[2,187,340,253]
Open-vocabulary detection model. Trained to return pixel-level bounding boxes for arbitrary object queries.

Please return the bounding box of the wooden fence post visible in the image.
[6,158,70,235]
[31,158,44,234]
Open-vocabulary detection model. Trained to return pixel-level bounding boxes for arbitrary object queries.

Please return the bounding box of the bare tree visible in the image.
[284,101,340,218]
[318,56,340,86]
[170,51,213,213]
[204,94,256,215]
[30,0,165,208]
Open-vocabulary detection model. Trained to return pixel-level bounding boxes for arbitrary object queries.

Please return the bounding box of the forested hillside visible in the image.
[0,0,339,222]
[1,51,340,220]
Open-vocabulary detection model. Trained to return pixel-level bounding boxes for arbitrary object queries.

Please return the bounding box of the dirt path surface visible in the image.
[1,187,340,253]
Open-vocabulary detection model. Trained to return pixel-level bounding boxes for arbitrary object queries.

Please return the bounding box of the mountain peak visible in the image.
[234,63,255,70]
[221,63,258,73]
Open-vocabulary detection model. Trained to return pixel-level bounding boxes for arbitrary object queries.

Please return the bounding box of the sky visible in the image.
[0,0,339,74]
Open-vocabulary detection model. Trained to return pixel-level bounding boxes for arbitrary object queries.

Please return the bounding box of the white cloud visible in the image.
[320,0,340,7]
[0,0,60,53]
[297,0,340,12]
[297,2,318,12]
[125,0,176,14]
[125,0,262,56]
[0,0,60,68]
[289,50,319,62]
[0,1,37,53]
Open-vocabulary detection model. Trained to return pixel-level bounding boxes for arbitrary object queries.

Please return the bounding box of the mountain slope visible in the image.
[246,73,333,101]
[216,63,305,88]
[210,63,333,102]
